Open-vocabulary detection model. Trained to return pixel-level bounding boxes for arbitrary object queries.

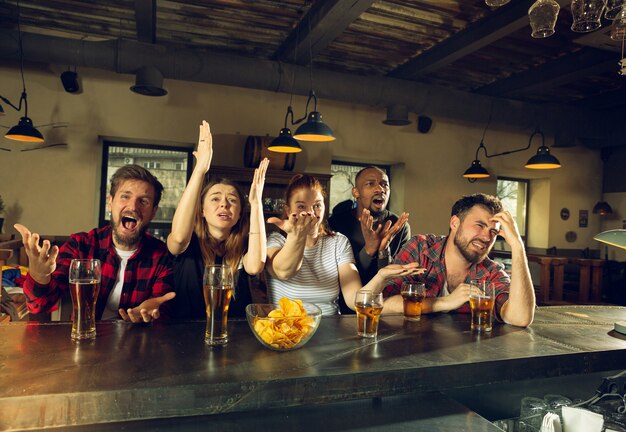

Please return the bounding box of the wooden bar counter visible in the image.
[2,306,626,431]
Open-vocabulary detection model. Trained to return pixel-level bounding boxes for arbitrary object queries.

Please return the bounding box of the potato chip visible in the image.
[252,297,317,349]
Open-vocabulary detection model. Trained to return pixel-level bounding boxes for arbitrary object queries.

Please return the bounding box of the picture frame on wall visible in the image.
[579,210,588,228]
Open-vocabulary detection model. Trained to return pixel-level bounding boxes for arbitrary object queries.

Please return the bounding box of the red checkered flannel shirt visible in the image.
[23,226,174,319]
[383,234,510,320]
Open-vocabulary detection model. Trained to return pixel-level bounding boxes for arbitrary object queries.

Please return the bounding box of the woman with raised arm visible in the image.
[167,120,269,319]
[265,174,422,316]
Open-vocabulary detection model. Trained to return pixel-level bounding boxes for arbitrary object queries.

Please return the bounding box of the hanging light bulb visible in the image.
[528,0,560,38]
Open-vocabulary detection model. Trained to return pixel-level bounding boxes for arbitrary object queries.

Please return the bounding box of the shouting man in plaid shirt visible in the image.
[383,193,535,327]
[15,165,175,323]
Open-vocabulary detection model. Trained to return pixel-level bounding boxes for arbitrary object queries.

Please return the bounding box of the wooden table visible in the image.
[1,306,626,431]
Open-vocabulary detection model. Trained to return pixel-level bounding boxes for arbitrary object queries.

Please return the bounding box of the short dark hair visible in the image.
[109,164,164,207]
[354,166,387,186]
[451,193,503,221]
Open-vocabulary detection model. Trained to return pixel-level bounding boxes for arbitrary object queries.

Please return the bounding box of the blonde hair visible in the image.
[194,178,249,278]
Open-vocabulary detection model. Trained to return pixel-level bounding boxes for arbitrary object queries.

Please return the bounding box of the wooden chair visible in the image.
[0,249,13,267]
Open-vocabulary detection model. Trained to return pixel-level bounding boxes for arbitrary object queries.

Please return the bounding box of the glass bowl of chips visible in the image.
[246,298,322,351]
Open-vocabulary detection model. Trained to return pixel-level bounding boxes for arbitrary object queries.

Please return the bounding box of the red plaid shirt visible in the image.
[384,234,510,319]
[23,226,174,319]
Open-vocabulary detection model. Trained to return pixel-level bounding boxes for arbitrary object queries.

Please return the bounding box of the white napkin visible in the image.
[561,406,604,432]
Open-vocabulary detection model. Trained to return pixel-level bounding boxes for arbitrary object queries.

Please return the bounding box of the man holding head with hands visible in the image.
[382,193,535,327]
[15,164,175,323]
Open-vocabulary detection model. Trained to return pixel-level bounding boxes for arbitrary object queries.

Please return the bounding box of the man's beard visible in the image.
[453,228,491,264]
[111,217,146,248]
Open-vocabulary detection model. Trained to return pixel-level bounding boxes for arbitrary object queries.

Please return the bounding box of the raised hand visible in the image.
[119,291,176,323]
[359,209,409,256]
[14,223,59,284]
[380,212,409,250]
[249,158,269,207]
[194,120,213,174]
[490,210,523,249]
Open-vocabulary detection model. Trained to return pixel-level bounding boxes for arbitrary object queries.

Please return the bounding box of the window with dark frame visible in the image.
[99,141,193,241]
[330,161,391,215]
[496,177,529,243]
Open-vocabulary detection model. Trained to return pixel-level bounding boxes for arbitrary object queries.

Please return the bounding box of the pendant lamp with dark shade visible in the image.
[592,201,613,215]
[2,92,45,143]
[1,3,45,144]
[462,128,561,181]
[6,116,44,142]
[268,105,302,153]
[268,127,302,153]
[463,159,491,181]
[525,146,561,169]
[293,91,335,142]
[268,107,302,153]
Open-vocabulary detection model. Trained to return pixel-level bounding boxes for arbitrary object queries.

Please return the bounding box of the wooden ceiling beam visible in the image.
[134,0,156,44]
[476,48,617,97]
[571,87,626,110]
[389,0,569,80]
[272,0,376,65]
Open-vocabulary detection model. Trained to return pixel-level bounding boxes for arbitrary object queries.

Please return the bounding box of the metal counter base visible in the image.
[2,306,626,431]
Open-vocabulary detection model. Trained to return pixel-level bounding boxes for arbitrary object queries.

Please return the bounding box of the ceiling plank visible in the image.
[389,0,569,80]
[475,48,617,97]
[272,0,376,65]
[134,0,156,44]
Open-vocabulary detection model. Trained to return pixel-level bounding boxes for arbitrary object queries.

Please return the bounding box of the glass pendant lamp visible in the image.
[571,0,606,33]
[528,0,561,38]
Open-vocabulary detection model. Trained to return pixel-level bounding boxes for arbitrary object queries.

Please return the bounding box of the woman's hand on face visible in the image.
[267,212,319,237]
[249,158,269,206]
[193,120,213,174]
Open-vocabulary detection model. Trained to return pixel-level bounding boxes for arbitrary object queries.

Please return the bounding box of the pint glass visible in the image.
[401,282,426,321]
[203,265,234,345]
[469,280,495,332]
[355,290,383,338]
[69,259,102,341]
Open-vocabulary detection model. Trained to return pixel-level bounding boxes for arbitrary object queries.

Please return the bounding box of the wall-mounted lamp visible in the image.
[463,129,561,182]
[592,201,614,216]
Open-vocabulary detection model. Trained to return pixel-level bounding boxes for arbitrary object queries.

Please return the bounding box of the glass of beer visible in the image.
[203,265,234,345]
[68,259,102,341]
[354,290,384,338]
[469,279,495,332]
[401,282,426,321]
